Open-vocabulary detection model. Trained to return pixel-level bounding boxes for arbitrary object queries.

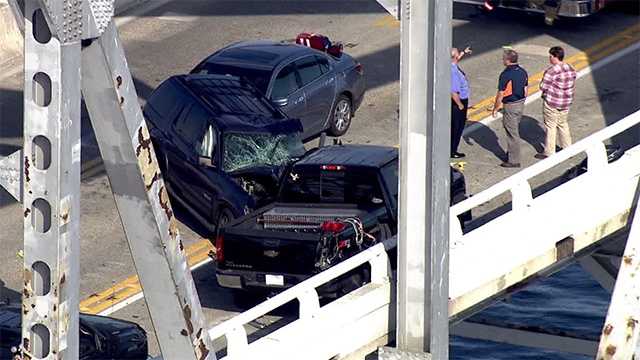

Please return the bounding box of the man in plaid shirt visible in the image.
[537,46,577,159]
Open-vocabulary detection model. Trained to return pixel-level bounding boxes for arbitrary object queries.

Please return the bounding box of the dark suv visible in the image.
[143,74,306,231]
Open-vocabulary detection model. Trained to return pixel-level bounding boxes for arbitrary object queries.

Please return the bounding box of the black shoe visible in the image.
[500,162,521,168]
[534,153,548,160]
[451,152,466,159]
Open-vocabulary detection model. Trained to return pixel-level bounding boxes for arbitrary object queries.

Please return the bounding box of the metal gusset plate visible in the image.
[0,149,23,202]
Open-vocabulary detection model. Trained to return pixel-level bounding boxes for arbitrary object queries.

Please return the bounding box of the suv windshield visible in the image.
[223,132,305,172]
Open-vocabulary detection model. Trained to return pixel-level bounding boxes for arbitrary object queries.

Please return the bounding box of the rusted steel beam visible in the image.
[597,197,640,360]
[80,22,215,360]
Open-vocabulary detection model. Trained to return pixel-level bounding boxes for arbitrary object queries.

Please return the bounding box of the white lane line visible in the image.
[463,41,640,136]
[115,0,175,27]
[97,257,214,316]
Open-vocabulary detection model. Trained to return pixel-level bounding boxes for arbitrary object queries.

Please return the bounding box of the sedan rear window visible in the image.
[198,63,271,94]
[294,57,323,86]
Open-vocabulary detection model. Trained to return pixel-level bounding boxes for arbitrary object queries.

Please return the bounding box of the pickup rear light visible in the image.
[215,235,224,262]
[355,62,364,75]
[321,220,346,233]
[321,165,345,171]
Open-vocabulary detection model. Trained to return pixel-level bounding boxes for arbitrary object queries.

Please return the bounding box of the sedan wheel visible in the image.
[329,95,352,137]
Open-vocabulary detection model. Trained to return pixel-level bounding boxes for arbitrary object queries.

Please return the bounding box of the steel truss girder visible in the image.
[20,1,82,358]
[451,321,598,356]
[596,196,640,359]
[80,23,215,360]
[391,0,452,358]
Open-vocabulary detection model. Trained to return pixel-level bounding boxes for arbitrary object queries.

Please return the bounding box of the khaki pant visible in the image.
[543,101,572,156]
[503,100,525,164]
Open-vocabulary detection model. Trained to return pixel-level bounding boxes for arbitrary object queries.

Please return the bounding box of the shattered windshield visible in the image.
[223,132,305,172]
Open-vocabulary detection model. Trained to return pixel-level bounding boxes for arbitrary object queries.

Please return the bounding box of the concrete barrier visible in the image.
[0,0,150,68]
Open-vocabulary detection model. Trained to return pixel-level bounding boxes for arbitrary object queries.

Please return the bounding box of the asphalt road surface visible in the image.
[0,1,638,357]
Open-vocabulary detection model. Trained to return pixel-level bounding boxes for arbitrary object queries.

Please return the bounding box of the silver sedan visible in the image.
[191,40,366,141]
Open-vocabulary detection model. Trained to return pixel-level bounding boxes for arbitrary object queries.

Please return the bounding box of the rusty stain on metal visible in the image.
[196,339,210,360]
[23,268,33,300]
[628,317,637,329]
[604,324,614,335]
[158,186,173,220]
[623,255,633,265]
[606,344,616,355]
[182,304,194,335]
[24,156,30,183]
[136,126,161,191]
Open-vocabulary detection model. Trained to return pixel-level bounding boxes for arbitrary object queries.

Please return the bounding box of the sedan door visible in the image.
[294,55,336,136]
[269,63,309,134]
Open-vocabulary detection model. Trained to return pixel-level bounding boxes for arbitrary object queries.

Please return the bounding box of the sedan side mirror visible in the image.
[272,98,288,107]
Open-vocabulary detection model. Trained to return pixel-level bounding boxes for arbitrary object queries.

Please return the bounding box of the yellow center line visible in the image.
[80,239,214,314]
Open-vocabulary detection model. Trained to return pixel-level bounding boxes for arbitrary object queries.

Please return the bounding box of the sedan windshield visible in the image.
[198,63,271,94]
[223,132,305,172]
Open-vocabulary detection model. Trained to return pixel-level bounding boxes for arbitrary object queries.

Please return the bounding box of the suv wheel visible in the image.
[329,95,352,137]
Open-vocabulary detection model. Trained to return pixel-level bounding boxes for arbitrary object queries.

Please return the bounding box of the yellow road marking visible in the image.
[466,24,640,122]
[81,22,639,316]
[80,240,214,314]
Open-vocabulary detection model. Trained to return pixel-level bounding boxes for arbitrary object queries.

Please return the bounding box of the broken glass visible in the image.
[223,132,304,172]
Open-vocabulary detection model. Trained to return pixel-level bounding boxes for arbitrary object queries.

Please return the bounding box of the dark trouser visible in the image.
[451,98,468,154]
[502,100,525,164]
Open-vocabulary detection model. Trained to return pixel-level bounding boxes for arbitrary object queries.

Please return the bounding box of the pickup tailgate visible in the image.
[221,227,320,274]
[218,204,373,275]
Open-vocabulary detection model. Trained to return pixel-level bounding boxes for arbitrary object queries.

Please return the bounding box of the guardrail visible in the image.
[208,239,395,359]
[206,111,640,359]
[450,110,640,237]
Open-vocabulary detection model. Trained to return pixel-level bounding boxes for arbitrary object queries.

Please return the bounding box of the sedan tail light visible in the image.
[355,62,364,75]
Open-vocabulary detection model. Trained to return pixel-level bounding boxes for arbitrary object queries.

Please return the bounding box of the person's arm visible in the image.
[457,46,472,61]
[492,90,503,117]
[493,72,506,117]
[451,67,464,110]
[524,74,529,98]
[452,92,464,110]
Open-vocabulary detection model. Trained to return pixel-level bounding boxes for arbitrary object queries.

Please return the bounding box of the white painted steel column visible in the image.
[596,192,640,359]
[392,0,452,357]
[20,1,82,358]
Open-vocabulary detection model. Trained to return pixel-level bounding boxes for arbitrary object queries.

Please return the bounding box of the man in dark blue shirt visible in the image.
[492,49,528,168]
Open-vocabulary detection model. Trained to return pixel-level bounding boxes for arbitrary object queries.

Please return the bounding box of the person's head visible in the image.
[451,47,461,63]
[502,49,518,66]
[549,46,565,65]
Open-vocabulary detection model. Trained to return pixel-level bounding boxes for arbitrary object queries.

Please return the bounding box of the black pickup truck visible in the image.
[214,144,470,297]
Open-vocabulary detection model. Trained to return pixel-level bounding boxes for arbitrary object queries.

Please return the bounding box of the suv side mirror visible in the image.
[199,156,214,168]
[273,98,288,107]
